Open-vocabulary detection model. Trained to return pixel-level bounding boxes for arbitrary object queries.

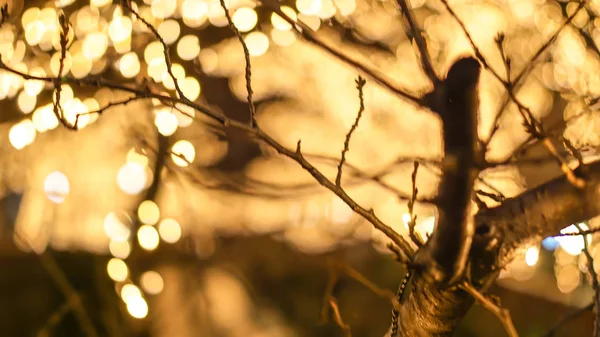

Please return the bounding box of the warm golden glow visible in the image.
[244,32,269,56]
[171,140,196,167]
[107,258,129,282]
[137,225,160,251]
[177,35,201,61]
[109,240,131,259]
[158,218,182,243]
[138,200,160,226]
[271,6,297,31]
[43,171,70,204]
[232,7,258,33]
[104,212,132,242]
[9,120,36,150]
[140,271,164,295]
[117,162,148,195]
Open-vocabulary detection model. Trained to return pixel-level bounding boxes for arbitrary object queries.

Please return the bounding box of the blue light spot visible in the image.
[542,237,560,251]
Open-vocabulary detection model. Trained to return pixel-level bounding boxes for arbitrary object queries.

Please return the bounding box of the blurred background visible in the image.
[0,0,599,336]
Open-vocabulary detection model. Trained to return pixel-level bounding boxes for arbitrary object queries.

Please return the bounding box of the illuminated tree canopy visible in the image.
[2,0,600,336]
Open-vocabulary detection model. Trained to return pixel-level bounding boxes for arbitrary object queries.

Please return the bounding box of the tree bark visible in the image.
[394,161,600,336]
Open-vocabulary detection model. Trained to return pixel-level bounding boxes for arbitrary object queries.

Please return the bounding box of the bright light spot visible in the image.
[22,8,41,29]
[83,32,108,60]
[151,0,178,19]
[140,271,164,295]
[555,223,591,256]
[63,99,90,128]
[402,213,411,230]
[117,162,148,195]
[24,67,45,96]
[107,258,128,282]
[155,109,178,136]
[161,63,185,90]
[9,120,36,150]
[44,171,70,204]
[525,246,539,266]
[271,29,296,47]
[182,0,209,28]
[109,15,133,43]
[138,225,160,251]
[317,0,336,19]
[198,48,218,74]
[244,32,269,56]
[232,7,258,32]
[297,0,322,15]
[334,0,356,16]
[119,52,141,78]
[104,212,132,242]
[144,41,164,63]
[542,237,560,251]
[91,0,112,7]
[17,91,36,114]
[109,240,131,259]
[126,296,148,319]
[157,19,181,45]
[177,35,200,60]
[25,21,44,46]
[179,77,200,100]
[50,51,72,77]
[127,148,149,167]
[71,52,93,79]
[138,200,160,226]
[557,264,581,293]
[121,284,142,302]
[171,140,195,167]
[158,218,182,243]
[174,103,194,127]
[271,6,297,31]
[32,105,59,132]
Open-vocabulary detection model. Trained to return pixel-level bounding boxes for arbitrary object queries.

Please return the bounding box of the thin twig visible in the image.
[574,222,600,337]
[407,161,424,246]
[260,0,422,106]
[329,298,352,337]
[219,0,257,127]
[395,0,438,83]
[336,76,366,187]
[460,282,518,337]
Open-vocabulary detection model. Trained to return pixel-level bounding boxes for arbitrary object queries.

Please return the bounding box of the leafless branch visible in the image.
[260,0,423,106]
[395,0,438,83]
[329,298,352,337]
[459,281,518,337]
[407,161,424,246]
[336,76,366,187]
[219,0,257,127]
[574,222,600,337]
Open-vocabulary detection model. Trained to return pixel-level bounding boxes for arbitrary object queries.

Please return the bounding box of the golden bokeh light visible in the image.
[109,240,131,259]
[158,218,182,243]
[140,271,164,295]
[107,258,129,282]
[138,200,160,226]
[9,119,36,150]
[126,296,148,319]
[121,284,142,303]
[157,19,181,45]
[244,32,269,56]
[119,52,141,78]
[43,171,70,204]
[154,109,179,136]
[137,225,160,251]
[104,212,132,242]
[271,6,297,31]
[232,7,258,33]
[171,140,196,167]
[177,35,201,61]
[117,162,148,195]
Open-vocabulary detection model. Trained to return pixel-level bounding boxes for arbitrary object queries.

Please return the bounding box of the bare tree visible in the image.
[2,0,600,336]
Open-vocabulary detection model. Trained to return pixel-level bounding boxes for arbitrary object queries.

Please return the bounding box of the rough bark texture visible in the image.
[395,161,600,336]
